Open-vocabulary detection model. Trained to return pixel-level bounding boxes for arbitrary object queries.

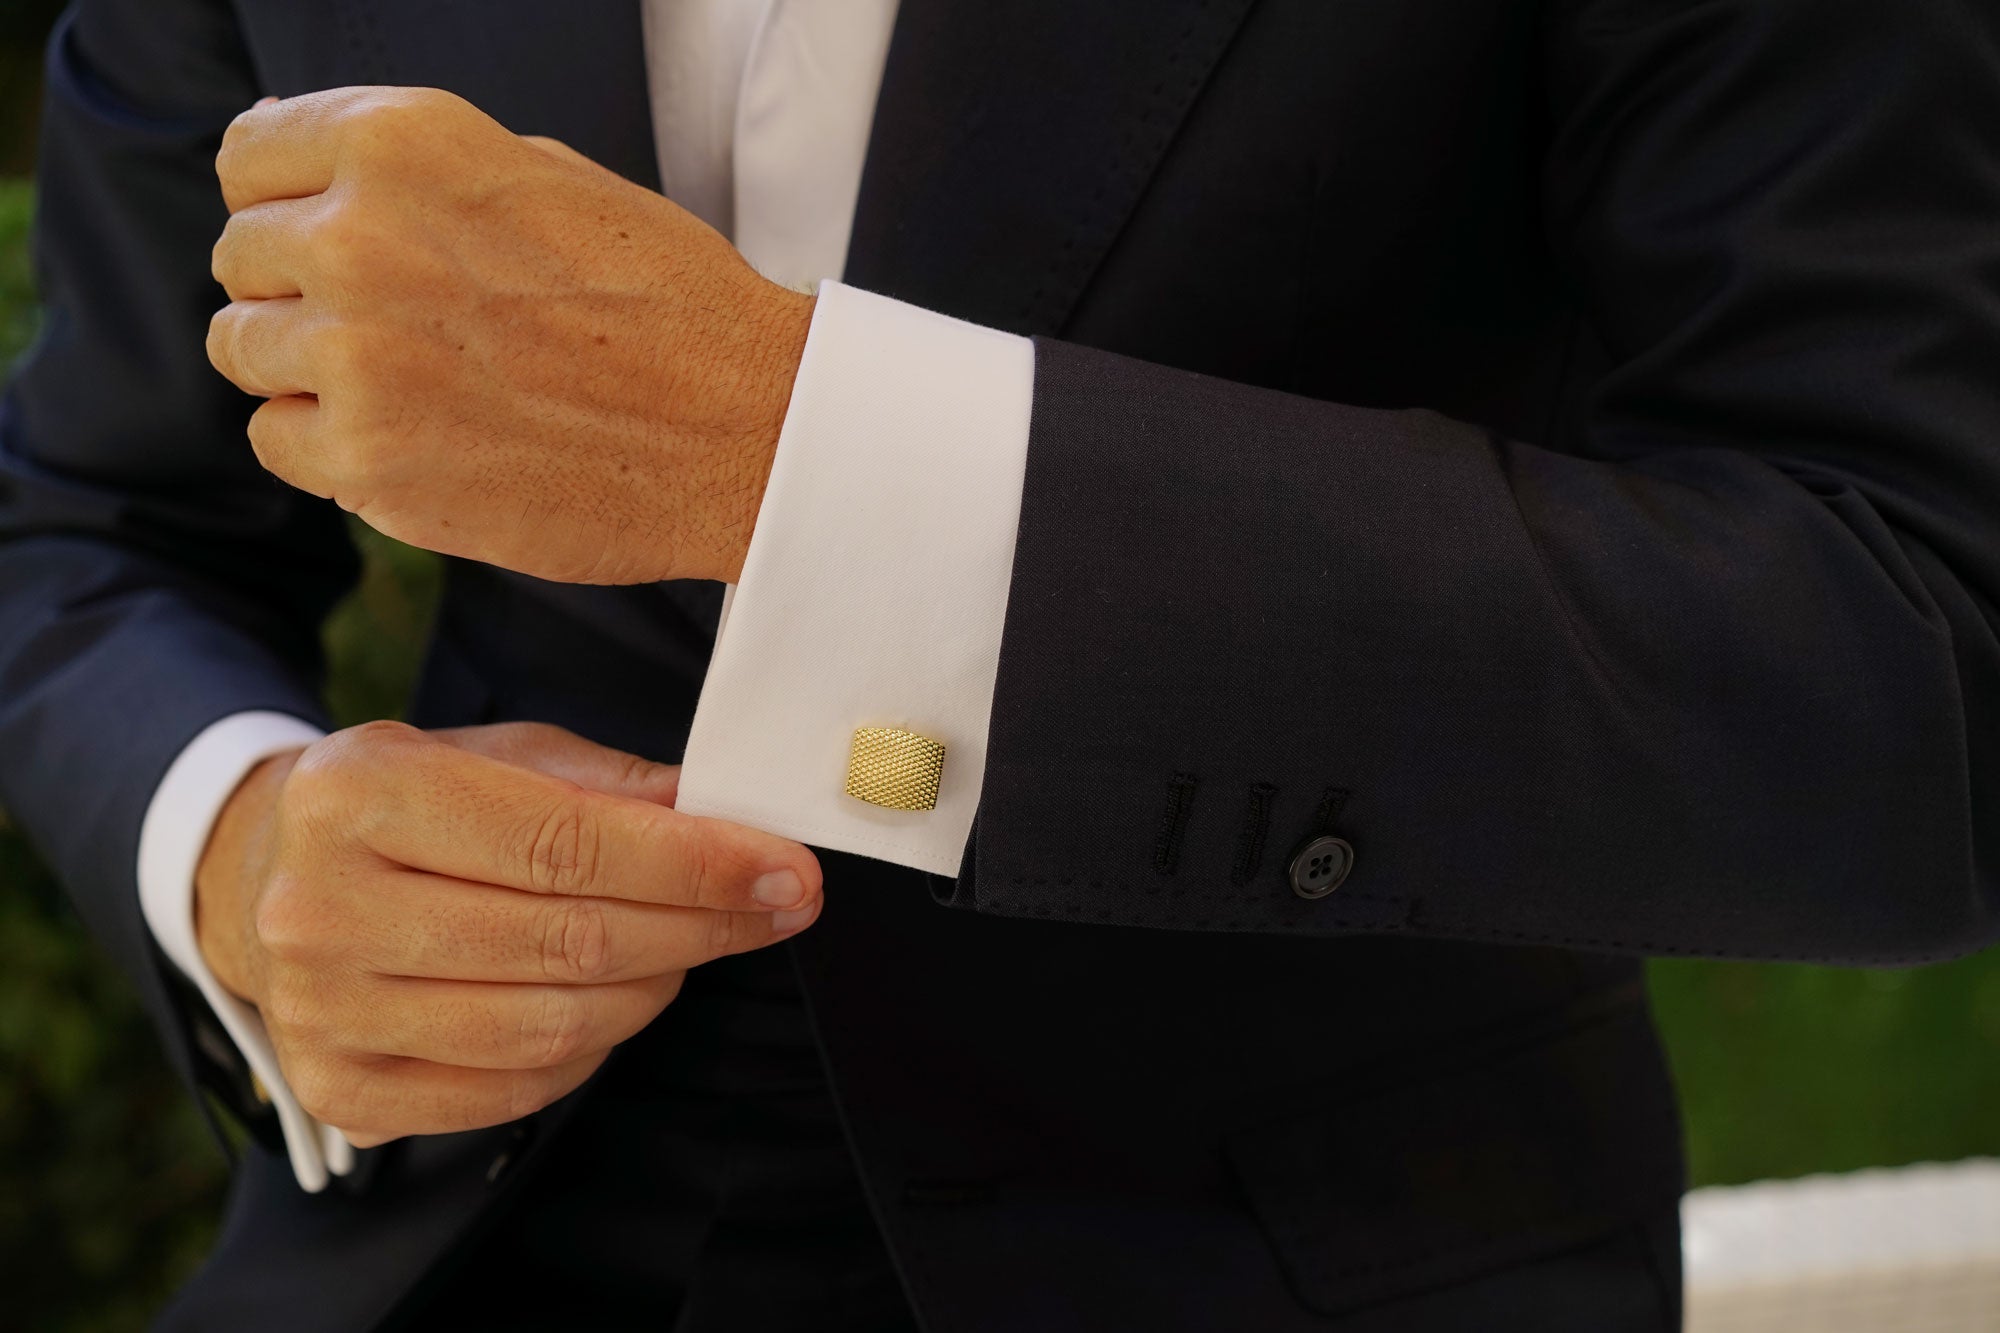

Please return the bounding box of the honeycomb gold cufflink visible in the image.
[845,726,945,811]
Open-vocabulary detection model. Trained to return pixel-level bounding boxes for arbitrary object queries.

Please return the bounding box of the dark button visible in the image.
[1288,835,1353,899]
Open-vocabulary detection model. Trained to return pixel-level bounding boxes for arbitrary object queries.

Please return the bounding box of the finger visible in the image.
[321,725,820,911]
[310,1049,608,1146]
[434,722,681,807]
[208,297,320,397]
[217,88,375,212]
[245,394,331,495]
[213,195,322,301]
[351,869,818,985]
[332,971,681,1071]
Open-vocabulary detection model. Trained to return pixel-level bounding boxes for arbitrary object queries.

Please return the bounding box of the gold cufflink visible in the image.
[845,726,945,811]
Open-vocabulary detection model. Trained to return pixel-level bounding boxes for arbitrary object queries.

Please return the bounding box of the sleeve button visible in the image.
[1287,835,1354,899]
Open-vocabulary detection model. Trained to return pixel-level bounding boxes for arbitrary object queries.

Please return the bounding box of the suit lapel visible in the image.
[845,0,1258,336]
[366,0,1257,335]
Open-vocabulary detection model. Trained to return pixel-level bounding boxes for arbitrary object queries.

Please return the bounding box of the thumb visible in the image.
[433,722,681,807]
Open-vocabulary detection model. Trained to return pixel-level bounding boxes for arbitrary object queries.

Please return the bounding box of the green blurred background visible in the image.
[1,8,1997,1330]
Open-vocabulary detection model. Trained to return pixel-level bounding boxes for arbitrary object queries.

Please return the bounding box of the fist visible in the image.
[194,721,822,1147]
[205,86,813,586]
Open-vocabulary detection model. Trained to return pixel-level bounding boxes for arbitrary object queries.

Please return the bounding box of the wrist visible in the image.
[193,748,299,1004]
[701,283,814,585]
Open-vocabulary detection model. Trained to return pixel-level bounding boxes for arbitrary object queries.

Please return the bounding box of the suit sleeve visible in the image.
[946,0,2000,964]
[0,3,355,1119]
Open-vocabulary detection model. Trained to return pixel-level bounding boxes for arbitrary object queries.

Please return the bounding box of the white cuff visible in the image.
[135,711,350,1192]
[675,281,1035,875]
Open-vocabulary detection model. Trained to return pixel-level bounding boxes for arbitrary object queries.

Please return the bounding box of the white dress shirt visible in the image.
[135,0,1034,1192]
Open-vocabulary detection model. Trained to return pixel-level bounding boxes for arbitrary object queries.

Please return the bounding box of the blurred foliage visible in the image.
[1,44,1999,1314]
[323,524,445,733]
[0,0,62,176]
[0,177,33,356]
[1653,955,2000,1186]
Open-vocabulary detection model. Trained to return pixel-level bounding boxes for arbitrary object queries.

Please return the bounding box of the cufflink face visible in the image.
[845,726,945,811]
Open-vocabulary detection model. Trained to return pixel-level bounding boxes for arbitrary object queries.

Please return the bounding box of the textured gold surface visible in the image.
[845,727,946,811]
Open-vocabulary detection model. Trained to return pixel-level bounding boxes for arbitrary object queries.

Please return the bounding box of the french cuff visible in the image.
[135,710,352,1193]
[675,280,1034,876]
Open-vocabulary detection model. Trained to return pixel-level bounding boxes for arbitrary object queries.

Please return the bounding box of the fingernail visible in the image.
[771,902,819,935]
[254,95,280,108]
[752,870,806,909]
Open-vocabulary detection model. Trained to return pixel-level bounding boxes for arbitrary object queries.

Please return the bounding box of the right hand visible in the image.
[192,719,822,1147]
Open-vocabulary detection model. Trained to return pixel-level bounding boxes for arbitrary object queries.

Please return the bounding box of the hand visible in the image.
[193,720,822,1147]
[205,86,814,586]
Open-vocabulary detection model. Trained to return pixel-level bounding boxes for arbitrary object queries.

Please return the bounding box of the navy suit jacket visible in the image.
[4,0,1999,1327]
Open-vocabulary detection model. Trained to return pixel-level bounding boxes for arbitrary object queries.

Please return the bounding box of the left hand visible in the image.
[207,86,813,585]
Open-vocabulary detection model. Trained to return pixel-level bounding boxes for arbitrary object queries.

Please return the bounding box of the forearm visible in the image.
[951,337,1996,963]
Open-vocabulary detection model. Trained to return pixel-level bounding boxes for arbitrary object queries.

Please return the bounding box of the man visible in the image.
[3,0,1997,1328]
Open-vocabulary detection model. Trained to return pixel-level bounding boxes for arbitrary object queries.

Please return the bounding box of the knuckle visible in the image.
[616,750,675,799]
[289,1056,360,1127]
[205,306,239,375]
[702,908,755,961]
[310,222,358,281]
[307,204,373,282]
[215,114,254,188]
[210,221,240,288]
[686,833,756,911]
[674,827,722,908]
[292,723,422,844]
[539,898,612,983]
[496,722,571,767]
[617,753,652,789]
[294,727,369,794]
[520,988,586,1067]
[244,410,271,466]
[340,94,415,153]
[259,974,319,1036]
[513,721,569,750]
[339,719,424,768]
[251,876,323,962]
[340,88,454,159]
[525,801,600,895]
[283,738,349,813]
